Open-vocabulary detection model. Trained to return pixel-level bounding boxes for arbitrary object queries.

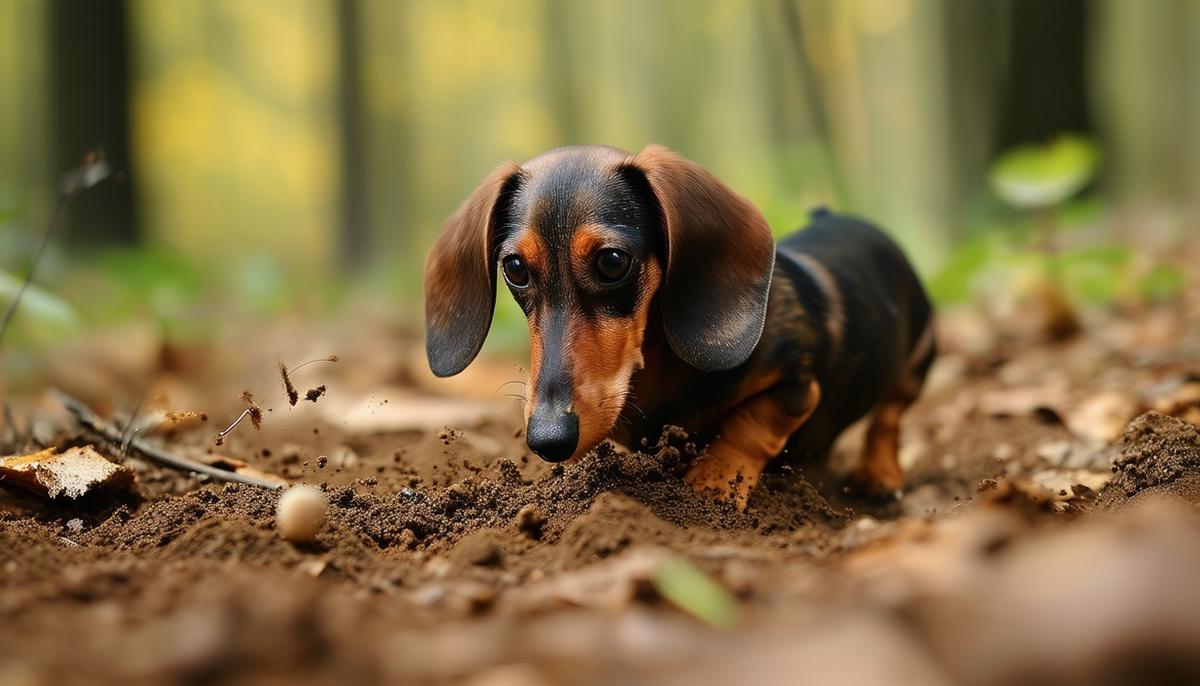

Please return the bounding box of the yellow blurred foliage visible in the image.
[129,0,339,266]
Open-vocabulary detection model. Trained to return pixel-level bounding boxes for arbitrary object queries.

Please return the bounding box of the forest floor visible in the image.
[2,288,1200,686]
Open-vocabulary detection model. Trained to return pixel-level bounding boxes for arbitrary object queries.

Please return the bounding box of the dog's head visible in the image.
[425,145,775,462]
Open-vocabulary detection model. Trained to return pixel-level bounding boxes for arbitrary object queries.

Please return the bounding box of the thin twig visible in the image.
[118,396,146,457]
[54,389,284,491]
[0,148,112,350]
[2,402,19,451]
[777,0,851,208]
[0,196,68,349]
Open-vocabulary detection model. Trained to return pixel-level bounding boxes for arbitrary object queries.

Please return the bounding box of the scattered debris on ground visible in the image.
[1,303,1199,684]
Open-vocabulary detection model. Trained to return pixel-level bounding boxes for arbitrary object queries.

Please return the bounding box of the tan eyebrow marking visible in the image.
[570,224,607,267]
[513,228,548,274]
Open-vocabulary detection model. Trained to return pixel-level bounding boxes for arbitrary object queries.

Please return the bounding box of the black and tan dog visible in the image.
[425,145,935,509]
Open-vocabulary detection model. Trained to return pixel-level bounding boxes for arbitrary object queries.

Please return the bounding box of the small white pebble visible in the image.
[276,485,328,543]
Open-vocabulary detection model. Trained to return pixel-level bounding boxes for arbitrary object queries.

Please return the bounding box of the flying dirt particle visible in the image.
[316,455,328,470]
[330,446,360,470]
[457,532,504,567]
[279,361,299,406]
[276,485,328,543]
[152,411,209,436]
[240,391,263,429]
[515,505,546,540]
[305,385,326,402]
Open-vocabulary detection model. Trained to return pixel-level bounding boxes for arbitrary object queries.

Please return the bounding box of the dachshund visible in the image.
[424,145,936,510]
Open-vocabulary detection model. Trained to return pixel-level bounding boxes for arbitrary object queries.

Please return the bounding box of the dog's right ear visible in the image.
[424,162,522,377]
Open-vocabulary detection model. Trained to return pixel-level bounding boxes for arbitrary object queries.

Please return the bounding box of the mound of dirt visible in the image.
[1101,412,1200,507]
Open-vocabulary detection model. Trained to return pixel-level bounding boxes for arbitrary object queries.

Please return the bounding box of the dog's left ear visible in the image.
[620,145,775,371]
[424,162,522,377]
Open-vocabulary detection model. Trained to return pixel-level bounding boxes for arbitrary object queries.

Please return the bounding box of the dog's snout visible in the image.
[527,411,580,462]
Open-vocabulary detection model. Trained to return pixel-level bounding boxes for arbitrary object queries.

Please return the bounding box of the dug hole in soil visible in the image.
[2,303,1200,686]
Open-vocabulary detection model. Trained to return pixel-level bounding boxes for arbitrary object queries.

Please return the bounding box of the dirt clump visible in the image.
[1101,411,1200,506]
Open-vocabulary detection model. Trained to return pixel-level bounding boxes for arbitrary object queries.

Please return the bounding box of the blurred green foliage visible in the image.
[929,134,1183,309]
[0,0,1197,361]
[0,269,80,342]
[989,135,1100,210]
[652,556,740,628]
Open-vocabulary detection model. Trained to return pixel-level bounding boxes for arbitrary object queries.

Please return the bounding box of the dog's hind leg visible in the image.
[855,319,936,497]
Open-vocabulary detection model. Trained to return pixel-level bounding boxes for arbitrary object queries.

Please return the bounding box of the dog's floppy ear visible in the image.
[424,162,522,377]
[621,145,775,371]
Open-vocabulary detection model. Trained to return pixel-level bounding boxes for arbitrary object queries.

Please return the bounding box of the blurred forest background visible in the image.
[1,0,1198,375]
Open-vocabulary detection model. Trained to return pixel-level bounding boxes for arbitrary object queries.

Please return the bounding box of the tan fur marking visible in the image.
[523,310,543,424]
[686,381,821,511]
[569,224,607,269]
[856,396,909,495]
[512,229,549,426]
[513,229,549,276]
[567,261,662,459]
[794,254,845,362]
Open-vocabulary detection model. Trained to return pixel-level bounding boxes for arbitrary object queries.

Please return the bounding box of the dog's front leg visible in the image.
[685,381,821,511]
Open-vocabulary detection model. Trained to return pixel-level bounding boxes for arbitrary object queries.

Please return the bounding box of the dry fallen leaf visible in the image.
[1151,380,1200,425]
[0,445,134,499]
[503,548,669,613]
[977,384,1069,420]
[1065,390,1141,445]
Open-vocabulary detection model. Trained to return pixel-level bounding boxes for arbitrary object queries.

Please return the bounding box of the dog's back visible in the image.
[776,209,936,458]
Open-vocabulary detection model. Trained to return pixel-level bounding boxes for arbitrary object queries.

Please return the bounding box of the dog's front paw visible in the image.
[685,456,758,512]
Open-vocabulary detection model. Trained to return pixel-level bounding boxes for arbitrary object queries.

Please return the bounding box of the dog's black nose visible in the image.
[527,411,580,462]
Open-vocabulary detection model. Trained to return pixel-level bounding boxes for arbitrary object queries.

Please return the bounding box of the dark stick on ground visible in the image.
[54,390,284,491]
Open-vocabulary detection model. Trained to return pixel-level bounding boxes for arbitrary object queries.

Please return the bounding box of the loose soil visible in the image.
[2,298,1200,685]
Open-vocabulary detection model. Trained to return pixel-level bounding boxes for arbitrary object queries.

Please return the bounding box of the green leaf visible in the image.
[652,556,739,628]
[1054,245,1132,305]
[0,269,80,328]
[1139,264,1184,302]
[990,134,1100,210]
[928,233,1000,305]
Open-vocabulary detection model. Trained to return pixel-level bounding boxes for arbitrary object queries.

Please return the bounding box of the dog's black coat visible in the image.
[615,208,936,460]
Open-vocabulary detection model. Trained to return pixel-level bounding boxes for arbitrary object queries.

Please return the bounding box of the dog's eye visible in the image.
[595,249,632,284]
[502,255,531,288]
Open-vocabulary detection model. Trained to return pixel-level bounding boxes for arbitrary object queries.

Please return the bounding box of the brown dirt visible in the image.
[1101,411,1200,507]
[2,303,1200,685]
